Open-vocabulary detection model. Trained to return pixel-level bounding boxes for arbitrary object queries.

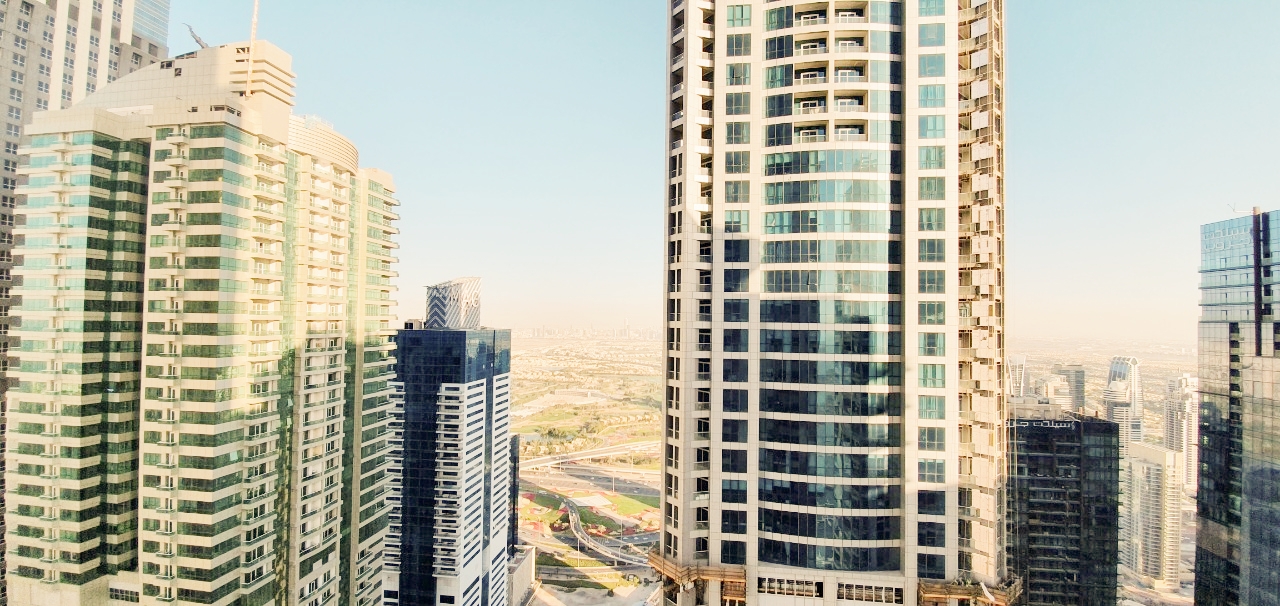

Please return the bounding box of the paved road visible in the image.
[521,441,659,470]
[564,500,650,566]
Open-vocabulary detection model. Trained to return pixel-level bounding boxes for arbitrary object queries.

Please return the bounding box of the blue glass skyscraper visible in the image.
[1196,209,1280,606]
[389,323,512,606]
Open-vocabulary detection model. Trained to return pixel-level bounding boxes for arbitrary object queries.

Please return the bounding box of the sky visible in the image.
[164,1,1280,345]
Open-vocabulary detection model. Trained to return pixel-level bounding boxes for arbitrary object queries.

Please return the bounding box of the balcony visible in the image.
[796,45,827,56]
[797,132,827,144]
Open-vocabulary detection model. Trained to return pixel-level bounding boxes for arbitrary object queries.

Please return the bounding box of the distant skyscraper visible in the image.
[658,1,1016,604]
[425,277,482,329]
[1051,363,1086,411]
[1007,354,1028,398]
[1196,210,1280,606]
[1164,374,1198,492]
[1122,443,1183,592]
[1006,402,1119,606]
[1103,356,1142,455]
[1033,375,1072,412]
[393,309,512,606]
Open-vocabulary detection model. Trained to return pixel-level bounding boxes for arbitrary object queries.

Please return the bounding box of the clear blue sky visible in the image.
[166,1,1280,344]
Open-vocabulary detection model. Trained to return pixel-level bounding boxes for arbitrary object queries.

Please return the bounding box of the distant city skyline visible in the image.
[156,1,1280,343]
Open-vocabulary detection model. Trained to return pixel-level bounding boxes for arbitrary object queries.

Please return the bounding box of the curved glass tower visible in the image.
[656,1,1012,605]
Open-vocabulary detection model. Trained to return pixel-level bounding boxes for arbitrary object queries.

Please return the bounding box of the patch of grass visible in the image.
[605,494,659,515]
[536,552,612,568]
[577,508,624,531]
[542,579,609,591]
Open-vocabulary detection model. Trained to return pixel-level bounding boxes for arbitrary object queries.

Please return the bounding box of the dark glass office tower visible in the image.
[393,326,512,606]
[1196,210,1280,606]
[1006,409,1119,606]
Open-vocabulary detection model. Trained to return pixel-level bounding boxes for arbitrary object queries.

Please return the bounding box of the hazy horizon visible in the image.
[165,0,1280,345]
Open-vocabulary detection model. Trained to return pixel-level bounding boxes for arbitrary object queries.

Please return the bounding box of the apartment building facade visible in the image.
[657,1,1012,605]
[0,2,168,599]
[5,40,399,606]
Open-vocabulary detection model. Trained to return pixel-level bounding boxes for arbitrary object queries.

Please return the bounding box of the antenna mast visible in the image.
[245,0,260,98]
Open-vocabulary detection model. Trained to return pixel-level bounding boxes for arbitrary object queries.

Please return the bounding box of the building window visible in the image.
[723,328,748,352]
[723,480,747,503]
[918,554,945,579]
[918,239,945,262]
[725,181,749,203]
[722,541,747,564]
[919,208,945,231]
[765,64,792,89]
[919,84,946,108]
[919,54,945,77]
[919,333,945,356]
[726,34,751,56]
[724,151,750,174]
[765,92,792,117]
[726,92,750,115]
[918,522,945,547]
[723,389,748,412]
[765,123,792,147]
[724,240,749,263]
[721,450,747,473]
[726,62,751,86]
[919,427,945,451]
[919,395,945,420]
[918,490,946,514]
[721,510,748,533]
[919,115,945,138]
[725,211,749,233]
[919,146,945,169]
[918,270,945,294]
[724,299,749,322]
[726,122,749,144]
[920,0,945,16]
[919,24,945,47]
[727,5,751,27]
[918,459,945,483]
[919,302,945,325]
[919,364,946,388]
[722,359,748,383]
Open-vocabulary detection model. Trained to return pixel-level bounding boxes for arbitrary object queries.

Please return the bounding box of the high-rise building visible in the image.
[1102,356,1142,455]
[0,3,170,600]
[1006,401,1118,606]
[1163,374,1197,492]
[1121,443,1182,592]
[5,40,401,606]
[1050,364,1085,412]
[657,1,1014,605]
[392,314,512,606]
[1006,354,1026,398]
[1032,375,1070,412]
[1196,210,1280,606]
[424,277,481,330]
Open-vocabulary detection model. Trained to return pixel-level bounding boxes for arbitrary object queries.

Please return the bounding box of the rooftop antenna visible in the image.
[245,0,260,98]
[184,24,208,49]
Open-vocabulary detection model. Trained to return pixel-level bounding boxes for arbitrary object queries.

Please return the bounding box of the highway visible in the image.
[521,441,659,470]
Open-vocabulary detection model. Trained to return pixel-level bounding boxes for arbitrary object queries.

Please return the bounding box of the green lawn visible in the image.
[577,508,624,531]
[605,494,659,516]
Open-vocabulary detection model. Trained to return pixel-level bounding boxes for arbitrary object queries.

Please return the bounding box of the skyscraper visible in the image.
[1102,356,1141,456]
[0,3,170,599]
[1163,374,1197,492]
[1121,443,1182,592]
[392,312,512,606]
[1006,354,1026,398]
[5,40,400,606]
[1032,375,1070,412]
[1050,363,1085,412]
[425,277,481,330]
[658,1,1014,604]
[1196,210,1280,606]
[1006,400,1118,606]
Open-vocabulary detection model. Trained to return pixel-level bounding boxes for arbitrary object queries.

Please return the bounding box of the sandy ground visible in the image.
[533,584,658,606]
